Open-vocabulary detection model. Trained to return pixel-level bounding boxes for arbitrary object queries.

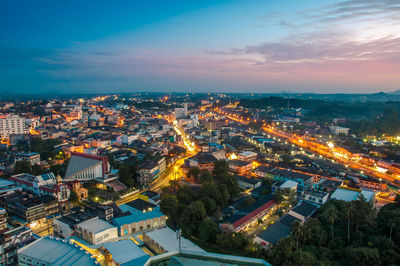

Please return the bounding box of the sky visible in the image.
[1,0,400,94]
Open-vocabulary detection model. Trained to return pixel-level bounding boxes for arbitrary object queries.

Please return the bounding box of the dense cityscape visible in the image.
[0,93,398,265]
[2,0,400,265]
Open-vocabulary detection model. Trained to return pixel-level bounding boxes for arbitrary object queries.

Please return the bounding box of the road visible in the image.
[116,119,198,205]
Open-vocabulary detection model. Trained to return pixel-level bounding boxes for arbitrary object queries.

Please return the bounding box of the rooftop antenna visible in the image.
[176,228,182,253]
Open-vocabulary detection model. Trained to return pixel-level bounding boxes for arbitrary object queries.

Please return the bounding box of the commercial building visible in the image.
[0,225,36,265]
[113,199,166,236]
[18,236,98,265]
[75,217,118,245]
[0,115,29,138]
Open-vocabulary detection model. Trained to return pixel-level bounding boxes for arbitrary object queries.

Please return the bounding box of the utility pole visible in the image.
[176,228,182,253]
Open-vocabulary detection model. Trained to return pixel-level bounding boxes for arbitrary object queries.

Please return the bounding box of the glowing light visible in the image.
[327,142,334,148]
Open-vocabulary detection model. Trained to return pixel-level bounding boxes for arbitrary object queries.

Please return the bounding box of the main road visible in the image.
[116,119,198,205]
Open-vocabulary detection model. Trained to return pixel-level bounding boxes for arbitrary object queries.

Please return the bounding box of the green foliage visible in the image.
[199,217,220,242]
[118,164,137,187]
[13,160,31,174]
[30,137,62,160]
[268,200,400,266]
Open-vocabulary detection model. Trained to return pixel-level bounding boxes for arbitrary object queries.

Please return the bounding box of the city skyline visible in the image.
[1,0,400,93]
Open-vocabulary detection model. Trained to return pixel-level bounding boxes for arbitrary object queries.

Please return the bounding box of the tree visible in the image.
[213,160,228,177]
[345,202,354,241]
[199,217,220,242]
[14,160,31,174]
[327,206,338,239]
[345,247,381,266]
[199,170,213,183]
[160,194,178,226]
[243,197,256,207]
[188,167,201,182]
[177,185,195,205]
[200,197,217,215]
[292,220,305,251]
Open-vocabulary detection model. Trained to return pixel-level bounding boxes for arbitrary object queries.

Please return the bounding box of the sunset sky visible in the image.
[1,0,400,93]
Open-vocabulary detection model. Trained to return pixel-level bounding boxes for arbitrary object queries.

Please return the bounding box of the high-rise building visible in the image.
[0,115,29,138]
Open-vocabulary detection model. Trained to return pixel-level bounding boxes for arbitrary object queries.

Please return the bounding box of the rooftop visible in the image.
[102,239,149,265]
[291,201,318,218]
[331,188,375,202]
[77,217,115,234]
[144,227,204,253]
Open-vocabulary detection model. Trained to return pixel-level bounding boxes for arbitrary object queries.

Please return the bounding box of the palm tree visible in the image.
[327,207,338,239]
[292,220,304,251]
[345,202,354,241]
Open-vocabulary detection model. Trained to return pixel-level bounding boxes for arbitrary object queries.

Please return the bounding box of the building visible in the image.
[9,173,70,202]
[252,165,274,179]
[144,250,270,266]
[1,193,59,224]
[138,191,160,205]
[71,180,88,201]
[220,195,277,233]
[113,199,166,236]
[238,151,257,162]
[329,126,350,135]
[143,227,203,255]
[301,189,329,205]
[228,160,252,175]
[64,152,111,181]
[288,201,319,222]
[139,162,160,186]
[0,225,36,265]
[15,152,40,165]
[18,236,98,266]
[0,115,29,139]
[75,217,118,245]
[254,214,301,247]
[53,211,94,239]
[184,153,217,171]
[235,175,262,191]
[102,239,150,266]
[330,187,376,203]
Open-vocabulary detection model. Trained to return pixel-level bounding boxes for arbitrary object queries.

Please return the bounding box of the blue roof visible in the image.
[113,205,164,227]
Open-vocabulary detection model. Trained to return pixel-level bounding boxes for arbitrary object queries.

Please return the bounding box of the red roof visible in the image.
[8,176,33,186]
[232,200,276,229]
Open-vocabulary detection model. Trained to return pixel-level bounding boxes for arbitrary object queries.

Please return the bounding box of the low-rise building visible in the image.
[228,159,252,175]
[53,211,94,239]
[143,227,203,255]
[220,195,277,233]
[301,189,329,205]
[75,217,118,245]
[15,152,40,165]
[113,199,166,236]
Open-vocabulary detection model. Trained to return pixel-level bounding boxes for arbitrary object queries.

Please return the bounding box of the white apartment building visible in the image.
[0,115,29,138]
